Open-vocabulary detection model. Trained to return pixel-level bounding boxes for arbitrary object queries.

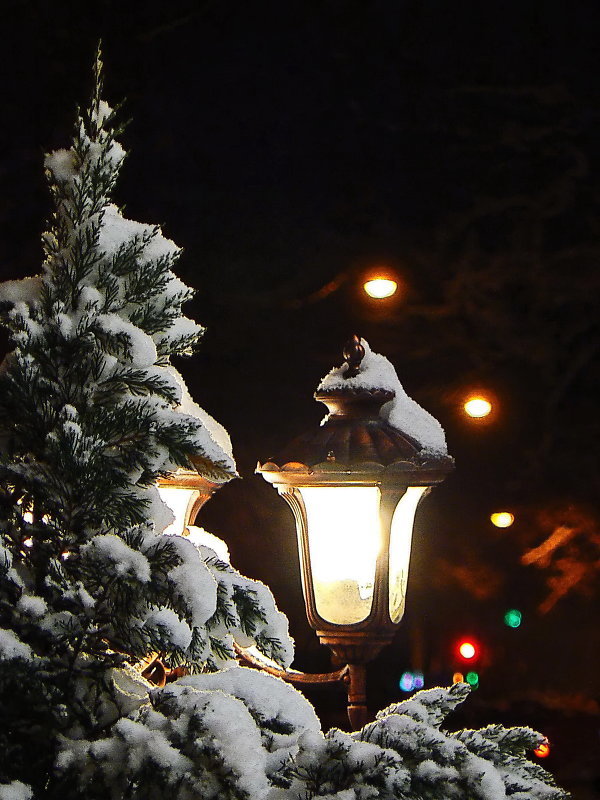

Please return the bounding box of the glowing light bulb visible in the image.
[363,278,398,299]
[504,609,522,628]
[452,672,464,684]
[458,641,477,660]
[464,397,492,418]
[491,511,514,528]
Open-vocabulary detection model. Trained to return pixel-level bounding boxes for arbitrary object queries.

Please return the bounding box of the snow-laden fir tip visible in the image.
[0,629,33,661]
[82,534,152,583]
[318,339,448,454]
[0,781,34,800]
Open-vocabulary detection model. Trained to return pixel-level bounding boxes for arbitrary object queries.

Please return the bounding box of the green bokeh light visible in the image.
[504,609,522,628]
[466,671,479,688]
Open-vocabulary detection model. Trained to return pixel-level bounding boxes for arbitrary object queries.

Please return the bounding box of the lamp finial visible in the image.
[342,335,365,379]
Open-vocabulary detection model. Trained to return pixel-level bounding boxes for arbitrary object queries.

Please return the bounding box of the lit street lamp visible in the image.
[463,396,492,418]
[363,277,398,299]
[257,336,453,727]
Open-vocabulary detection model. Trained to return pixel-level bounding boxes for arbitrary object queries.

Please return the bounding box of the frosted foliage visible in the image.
[98,203,180,264]
[166,534,218,626]
[187,525,230,562]
[44,148,78,181]
[201,545,294,669]
[59,667,319,799]
[0,629,33,661]
[273,684,568,800]
[82,534,151,583]
[318,340,447,454]
[0,276,42,306]
[143,608,193,650]
[0,782,33,800]
[96,313,158,366]
[166,364,235,465]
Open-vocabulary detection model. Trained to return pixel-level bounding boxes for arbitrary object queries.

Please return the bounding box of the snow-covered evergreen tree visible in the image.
[0,52,291,799]
[0,53,568,800]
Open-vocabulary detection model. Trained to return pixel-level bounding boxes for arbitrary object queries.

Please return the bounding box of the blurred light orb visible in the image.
[452,671,464,684]
[458,641,477,660]
[504,608,522,628]
[534,740,551,758]
[399,670,425,692]
[399,671,414,692]
[464,396,492,418]
[363,277,398,299]
[465,671,479,688]
[491,511,514,528]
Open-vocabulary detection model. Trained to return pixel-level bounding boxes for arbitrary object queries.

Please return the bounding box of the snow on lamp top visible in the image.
[317,336,448,457]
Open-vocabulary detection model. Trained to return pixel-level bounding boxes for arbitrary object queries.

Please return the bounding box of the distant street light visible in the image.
[463,396,492,418]
[363,277,398,299]
[490,511,514,528]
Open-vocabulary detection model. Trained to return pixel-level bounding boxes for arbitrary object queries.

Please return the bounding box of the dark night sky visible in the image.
[1,1,600,790]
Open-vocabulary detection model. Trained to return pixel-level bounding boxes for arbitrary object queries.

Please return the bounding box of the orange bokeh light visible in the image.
[533,741,550,758]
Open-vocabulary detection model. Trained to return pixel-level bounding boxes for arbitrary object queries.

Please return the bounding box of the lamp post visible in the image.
[257,336,453,728]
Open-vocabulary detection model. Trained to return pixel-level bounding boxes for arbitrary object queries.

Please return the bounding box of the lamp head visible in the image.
[257,337,453,664]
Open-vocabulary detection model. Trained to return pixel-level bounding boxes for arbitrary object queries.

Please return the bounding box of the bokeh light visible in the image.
[363,277,398,299]
[504,608,522,628]
[463,396,492,418]
[533,740,551,759]
[465,671,479,688]
[458,641,477,660]
[491,511,514,528]
[452,672,464,684]
[399,670,425,692]
[399,671,414,692]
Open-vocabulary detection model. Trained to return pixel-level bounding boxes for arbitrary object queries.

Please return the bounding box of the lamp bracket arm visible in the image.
[234,643,349,687]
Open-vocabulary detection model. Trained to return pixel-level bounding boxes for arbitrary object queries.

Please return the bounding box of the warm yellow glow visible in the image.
[491,511,514,528]
[452,672,464,684]
[363,278,398,299]
[388,487,427,622]
[299,486,381,625]
[158,486,200,537]
[463,396,492,418]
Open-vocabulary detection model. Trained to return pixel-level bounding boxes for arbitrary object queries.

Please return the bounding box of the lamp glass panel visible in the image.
[298,486,381,625]
[388,486,427,623]
[158,486,199,537]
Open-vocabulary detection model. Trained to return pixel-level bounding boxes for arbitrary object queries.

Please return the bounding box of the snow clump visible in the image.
[318,339,448,455]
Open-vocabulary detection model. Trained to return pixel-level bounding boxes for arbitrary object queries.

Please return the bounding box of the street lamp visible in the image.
[257,336,453,727]
[157,466,222,537]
